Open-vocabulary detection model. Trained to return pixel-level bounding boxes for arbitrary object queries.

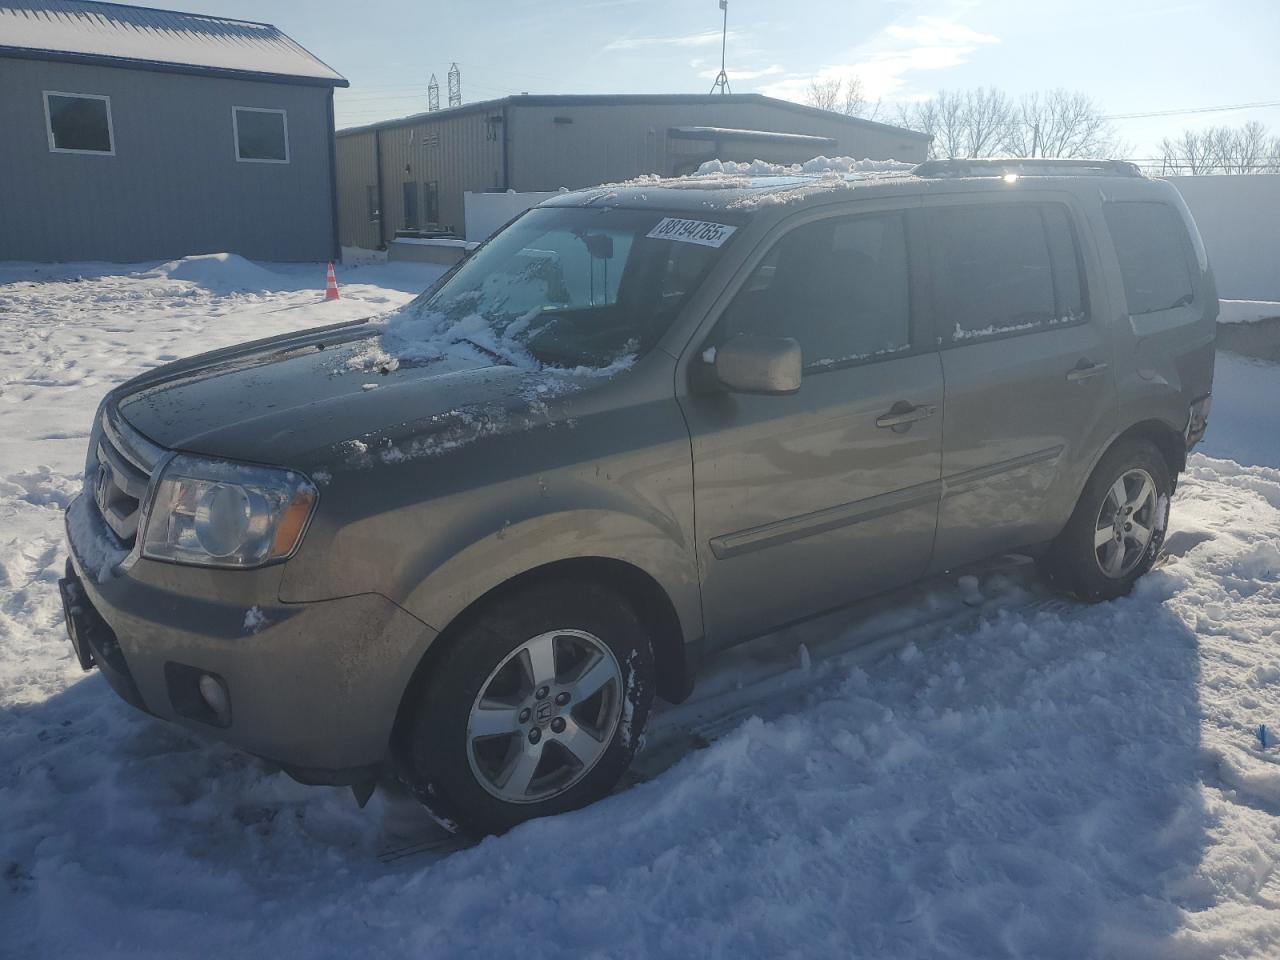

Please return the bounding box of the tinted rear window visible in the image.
[928,203,1085,342]
[1103,201,1195,315]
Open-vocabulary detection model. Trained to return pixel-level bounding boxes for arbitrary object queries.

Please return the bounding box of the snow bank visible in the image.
[142,252,284,293]
[1219,299,1280,325]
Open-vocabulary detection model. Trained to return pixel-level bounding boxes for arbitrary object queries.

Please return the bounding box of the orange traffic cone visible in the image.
[324,261,340,301]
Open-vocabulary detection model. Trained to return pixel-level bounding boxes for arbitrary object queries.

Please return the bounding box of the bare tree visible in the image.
[1158,129,1215,174]
[1002,89,1121,158]
[962,87,1012,158]
[898,89,1010,159]
[806,76,880,120]
[1159,123,1280,174]
[898,91,960,159]
[898,87,1119,161]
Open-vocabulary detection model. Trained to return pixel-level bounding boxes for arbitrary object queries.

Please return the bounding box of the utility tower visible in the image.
[448,62,461,108]
[709,0,730,94]
[428,74,440,112]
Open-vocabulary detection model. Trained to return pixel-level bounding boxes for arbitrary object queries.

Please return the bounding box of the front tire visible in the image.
[1043,438,1172,601]
[401,579,655,836]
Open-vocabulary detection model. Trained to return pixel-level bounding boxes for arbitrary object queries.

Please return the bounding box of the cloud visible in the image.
[882,16,999,49]
[605,29,739,51]
[758,15,999,103]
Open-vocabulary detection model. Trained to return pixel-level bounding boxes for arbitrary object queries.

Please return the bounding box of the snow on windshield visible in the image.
[349,206,724,379]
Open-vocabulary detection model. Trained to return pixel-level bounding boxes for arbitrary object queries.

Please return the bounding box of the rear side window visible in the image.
[1103,201,1195,315]
[719,211,911,369]
[928,203,1085,343]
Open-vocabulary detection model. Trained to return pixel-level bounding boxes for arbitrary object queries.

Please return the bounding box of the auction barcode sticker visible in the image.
[646,218,737,247]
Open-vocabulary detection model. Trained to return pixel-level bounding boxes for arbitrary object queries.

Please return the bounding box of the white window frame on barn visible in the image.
[43,91,115,156]
[231,106,290,164]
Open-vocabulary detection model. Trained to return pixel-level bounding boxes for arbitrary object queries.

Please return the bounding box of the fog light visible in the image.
[198,673,229,718]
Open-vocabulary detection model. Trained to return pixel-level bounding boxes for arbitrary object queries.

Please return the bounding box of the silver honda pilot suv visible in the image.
[62,158,1216,835]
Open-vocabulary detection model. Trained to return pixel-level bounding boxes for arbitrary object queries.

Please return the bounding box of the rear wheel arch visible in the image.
[390,556,692,757]
[1103,418,1186,484]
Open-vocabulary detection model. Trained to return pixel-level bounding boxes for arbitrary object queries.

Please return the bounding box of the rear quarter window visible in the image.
[1102,201,1196,316]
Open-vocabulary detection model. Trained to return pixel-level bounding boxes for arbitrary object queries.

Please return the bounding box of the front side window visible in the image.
[233,107,288,163]
[44,92,113,154]
[929,203,1086,343]
[1103,201,1195,315]
[719,212,911,369]
[386,207,733,368]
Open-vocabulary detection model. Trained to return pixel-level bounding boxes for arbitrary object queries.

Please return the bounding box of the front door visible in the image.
[923,197,1118,571]
[679,206,944,647]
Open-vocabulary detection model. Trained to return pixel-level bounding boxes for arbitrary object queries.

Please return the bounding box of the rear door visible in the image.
[925,195,1118,571]
[678,202,944,646]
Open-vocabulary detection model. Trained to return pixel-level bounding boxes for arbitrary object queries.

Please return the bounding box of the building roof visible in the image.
[0,0,347,87]
[336,93,931,140]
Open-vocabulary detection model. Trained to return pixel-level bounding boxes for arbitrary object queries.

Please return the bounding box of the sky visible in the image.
[176,0,1279,158]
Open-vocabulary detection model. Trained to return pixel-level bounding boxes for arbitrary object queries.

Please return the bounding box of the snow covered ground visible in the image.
[3,263,1280,959]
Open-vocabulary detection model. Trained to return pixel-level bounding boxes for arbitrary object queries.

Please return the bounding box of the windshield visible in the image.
[387,206,735,369]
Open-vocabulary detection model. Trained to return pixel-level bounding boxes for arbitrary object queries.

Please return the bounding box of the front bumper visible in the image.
[63,493,435,783]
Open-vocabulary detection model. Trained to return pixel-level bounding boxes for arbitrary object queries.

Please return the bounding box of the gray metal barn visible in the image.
[0,1,347,263]
[336,94,931,251]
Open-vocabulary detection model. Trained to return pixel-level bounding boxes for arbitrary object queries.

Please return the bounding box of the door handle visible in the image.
[876,402,937,429]
[1066,361,1108,382]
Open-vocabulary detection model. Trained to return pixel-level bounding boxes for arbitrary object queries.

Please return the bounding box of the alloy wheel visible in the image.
[465,629,623,803]
[1093,467,1159,579]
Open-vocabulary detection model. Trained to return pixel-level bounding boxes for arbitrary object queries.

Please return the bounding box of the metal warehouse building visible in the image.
[0,0,347,263]
[336,94,931,250]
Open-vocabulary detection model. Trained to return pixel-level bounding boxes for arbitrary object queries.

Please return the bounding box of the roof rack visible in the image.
[911,158,1143,179]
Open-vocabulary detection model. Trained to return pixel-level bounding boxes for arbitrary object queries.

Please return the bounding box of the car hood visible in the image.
[113,319,534,465]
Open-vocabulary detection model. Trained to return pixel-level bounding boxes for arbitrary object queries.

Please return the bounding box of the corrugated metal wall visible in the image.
[507,101,928,190]
[0,56,336,263]
[334,98,929,249]
[336,106,505,249]
[335,128,379,250]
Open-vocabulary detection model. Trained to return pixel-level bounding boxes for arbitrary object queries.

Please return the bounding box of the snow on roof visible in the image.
[0,1,347,86]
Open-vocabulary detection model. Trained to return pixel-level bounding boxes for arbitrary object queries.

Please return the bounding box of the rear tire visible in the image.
[1042,438,1171,601]
[400,579,655,836]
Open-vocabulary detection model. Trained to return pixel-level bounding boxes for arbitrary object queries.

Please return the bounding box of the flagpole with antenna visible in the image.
[710,0,730,94]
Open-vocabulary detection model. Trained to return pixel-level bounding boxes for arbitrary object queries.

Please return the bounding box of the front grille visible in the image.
[92,403,165,546]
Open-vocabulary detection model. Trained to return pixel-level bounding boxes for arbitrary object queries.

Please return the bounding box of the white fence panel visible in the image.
[1167,175,1280,302]
[464,191,558,243]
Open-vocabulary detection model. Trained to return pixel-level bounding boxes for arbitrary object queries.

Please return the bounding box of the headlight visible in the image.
[142,454,318,568]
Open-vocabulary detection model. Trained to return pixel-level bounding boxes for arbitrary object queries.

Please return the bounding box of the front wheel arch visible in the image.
[390,557,691,760]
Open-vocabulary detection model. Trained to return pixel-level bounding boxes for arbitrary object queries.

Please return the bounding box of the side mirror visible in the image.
[713,334,802,395]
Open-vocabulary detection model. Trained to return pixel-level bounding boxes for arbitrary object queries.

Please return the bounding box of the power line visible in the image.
[1103,99,1280,120]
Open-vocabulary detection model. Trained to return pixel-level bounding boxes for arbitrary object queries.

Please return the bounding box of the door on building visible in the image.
[403,181,419,231]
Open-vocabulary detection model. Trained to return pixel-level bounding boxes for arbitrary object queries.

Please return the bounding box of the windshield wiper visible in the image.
[454,337,513,366]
